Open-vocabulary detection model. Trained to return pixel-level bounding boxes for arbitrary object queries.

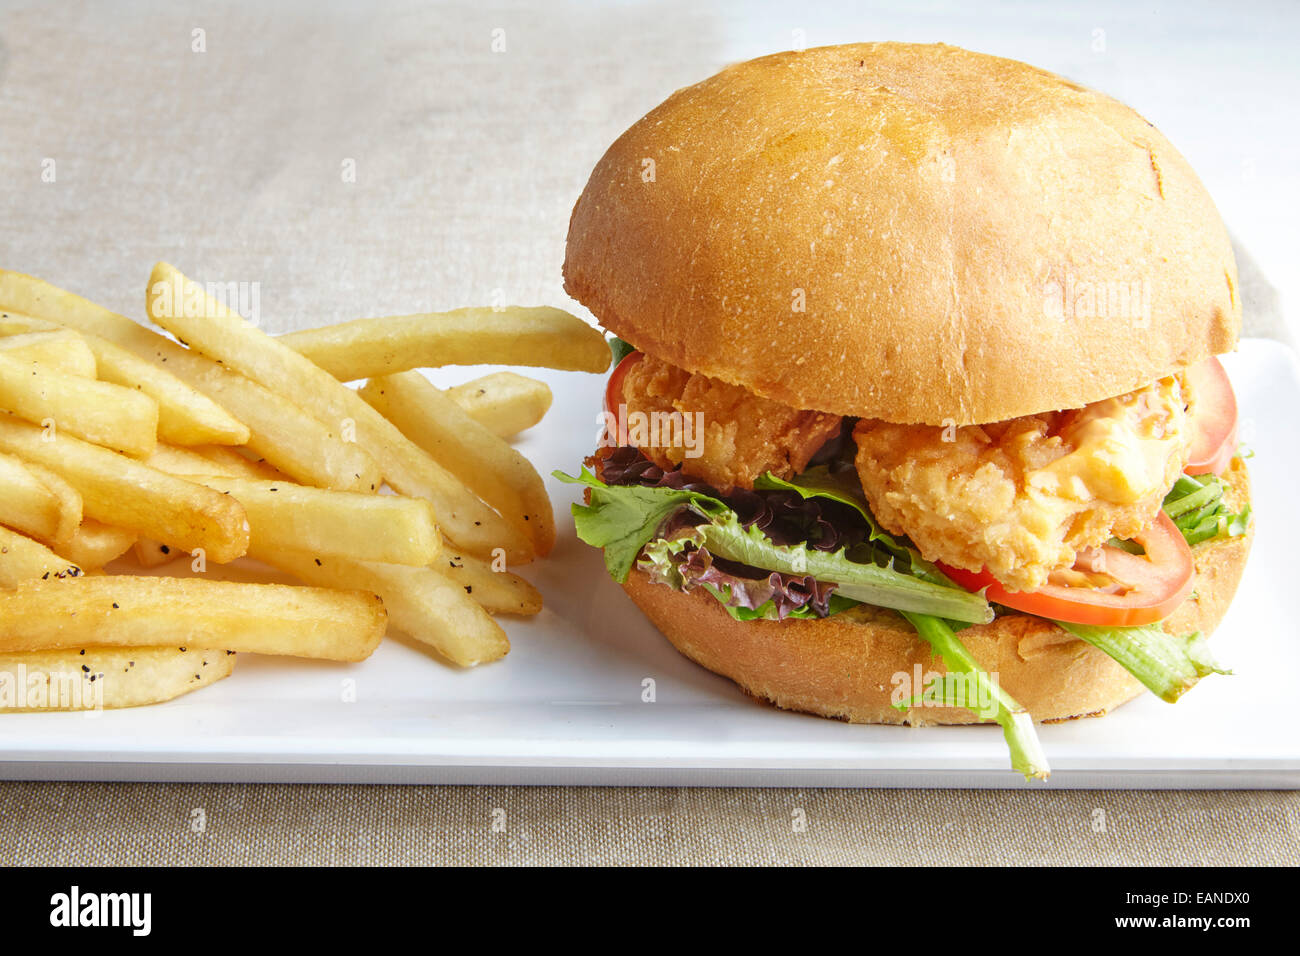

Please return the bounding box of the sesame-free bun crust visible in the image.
[621,458,1251,725]
[565,43,1240,425]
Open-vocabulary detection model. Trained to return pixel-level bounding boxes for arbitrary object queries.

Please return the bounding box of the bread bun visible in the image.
[565,42,1240,425]
[620,457,1252,725]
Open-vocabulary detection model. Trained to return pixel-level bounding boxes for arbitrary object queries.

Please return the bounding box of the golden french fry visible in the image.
[263,547,508,667]
[192,475,441,566]
[145,443,280,481]
[0,417,248,563]
[0,451,82,548]
[0,280,378,490]
[88,336,247,447]
[445,371,552,438]
[0,330,97,377]
[0,525,82,588]
[0,351,159,457]
[0,310,250,447]
[59,521,137,571]
[146,262,531,562]
[0,646,235,712]
[19,461,84,550]
[20,460,84,548]
[360,372,555,555]
[0,576,386,662]
[436,550,543,616]
[172,360,381,491]
[133,538,181,568]
[145,443,238,479]
[190,445,285,481]
[278,306,611,380]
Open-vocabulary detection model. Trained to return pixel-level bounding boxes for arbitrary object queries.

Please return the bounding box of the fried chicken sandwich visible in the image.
[556,43,1252,778]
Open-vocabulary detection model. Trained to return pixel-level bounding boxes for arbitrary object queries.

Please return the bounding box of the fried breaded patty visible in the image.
[853,376,1194,591]
[618,354,842,491]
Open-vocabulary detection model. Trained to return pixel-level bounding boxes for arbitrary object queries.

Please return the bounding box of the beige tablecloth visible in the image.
[0,0,1296,866]
[2,784,1296,866]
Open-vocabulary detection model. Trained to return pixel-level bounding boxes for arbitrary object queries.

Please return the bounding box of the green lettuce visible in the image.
[639,536,858,621]
[685,511,991,624]
[1162,473,1251,547]
[554,468,992,623]
[554,466,725,581]
[1057,621,1230,703]
[754,467,952,585]
[901,612,1050,781]
[608,336,637,365]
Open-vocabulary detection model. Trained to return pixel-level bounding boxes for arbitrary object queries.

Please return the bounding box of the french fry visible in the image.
[0,417,248,563]
[0,646,235,712]
[278,306,611,380]
[190,445,285,481]
[0,451,82,548]
[0,310,250,447]
[145,443,281,481]
[0,525,82,588]
[19,461,84,550]
[146,262,531,562]
[20,463,83,548]
[0,330,97,377]
[0,279,378,490]
[0,577,386,662]
[0,351,159,457]
[133,538,181,568]
[192,475,441,566]
[445,371,552,438]
[88,336,248,448]
[59,521,137,571]
[360,371,555,555]
[145,443,240,479]
[263,547,509,667]
[169,358,381,492]
[436,550,543,616]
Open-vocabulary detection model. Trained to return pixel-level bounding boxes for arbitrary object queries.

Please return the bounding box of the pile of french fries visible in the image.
[0,262,609,711]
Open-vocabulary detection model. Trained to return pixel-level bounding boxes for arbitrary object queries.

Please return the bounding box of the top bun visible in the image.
[564,43,1240,425]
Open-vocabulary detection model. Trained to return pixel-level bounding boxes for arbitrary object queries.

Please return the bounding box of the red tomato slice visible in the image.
[604,350,642,416]
[937,512,1194,627]
[1184,357,1238,476]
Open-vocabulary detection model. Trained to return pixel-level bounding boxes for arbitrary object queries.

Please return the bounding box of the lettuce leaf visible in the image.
[555,467,992,623]
[639,536,855,621]
[755,467,952,586]
[1056,620,1230,703]
[554,466,726,581]
[718,594,859,622]
[1162,473,1252,547]
[608,336,637,365]
[901,612,1050,781]
[688,510,992,624]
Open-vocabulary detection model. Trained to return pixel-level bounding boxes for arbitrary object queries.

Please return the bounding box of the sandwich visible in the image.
[555,42,1253,778]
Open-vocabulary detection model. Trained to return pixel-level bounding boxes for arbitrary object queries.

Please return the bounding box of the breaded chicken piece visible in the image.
[853,375,1193,591]
[618,354,842,491]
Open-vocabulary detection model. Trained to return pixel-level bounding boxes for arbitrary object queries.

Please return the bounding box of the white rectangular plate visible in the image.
[0,339,1295,788]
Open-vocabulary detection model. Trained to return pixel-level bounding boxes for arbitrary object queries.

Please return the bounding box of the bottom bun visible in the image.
[622,458,1253,725]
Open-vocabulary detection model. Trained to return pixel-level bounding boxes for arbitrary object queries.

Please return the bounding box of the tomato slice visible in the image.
[1184,357,1238,476]
[937,512,1194,626]
[604,350,642,416]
